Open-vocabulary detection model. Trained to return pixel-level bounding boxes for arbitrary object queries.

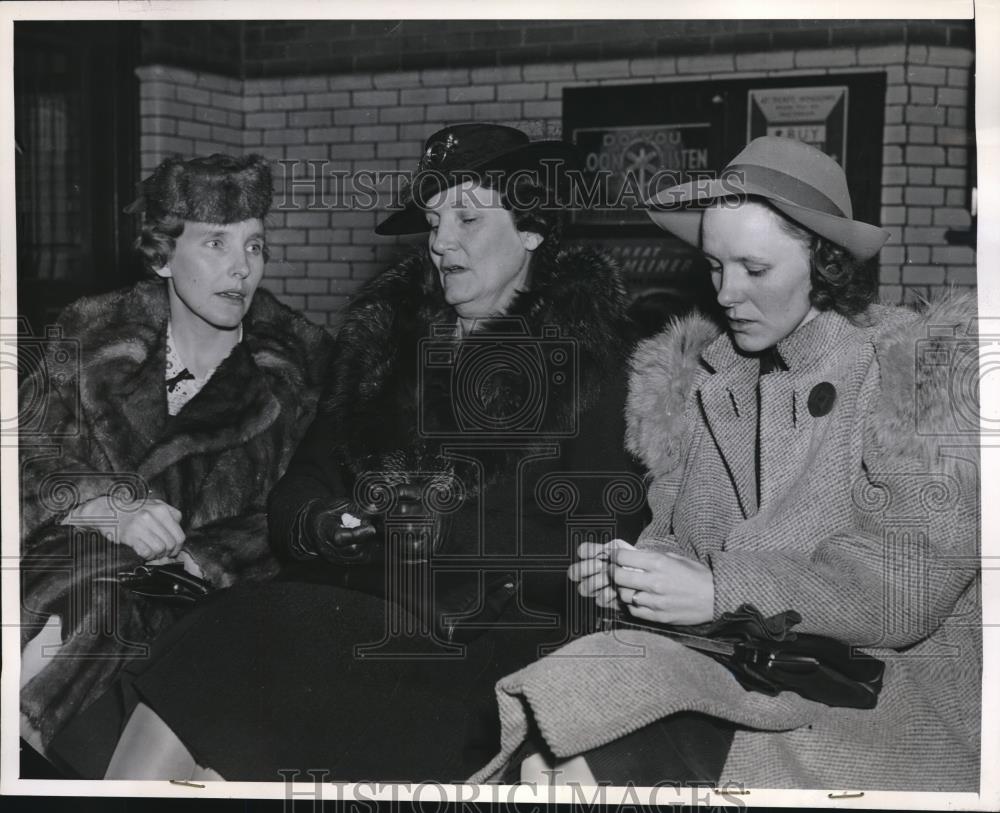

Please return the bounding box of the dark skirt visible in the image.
[52,576,573,781]
[51,578,733,784]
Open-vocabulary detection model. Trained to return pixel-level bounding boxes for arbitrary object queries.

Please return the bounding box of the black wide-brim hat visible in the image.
[375,123,581,236]
[645,136,890,261]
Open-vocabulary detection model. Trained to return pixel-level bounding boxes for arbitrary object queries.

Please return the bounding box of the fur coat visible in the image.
[268,247,648,633]
[20,279,332,745]
[472,294,981,791]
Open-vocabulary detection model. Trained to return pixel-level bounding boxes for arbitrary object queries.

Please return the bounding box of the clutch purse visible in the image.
[104,562,213,605]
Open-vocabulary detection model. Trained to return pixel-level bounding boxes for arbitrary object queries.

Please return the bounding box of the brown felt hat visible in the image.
[645,136,890,261]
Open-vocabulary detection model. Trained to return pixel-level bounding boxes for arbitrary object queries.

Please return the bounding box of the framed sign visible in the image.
[747,86,848,167]
[573,122,712,226]
[563,73,885,298]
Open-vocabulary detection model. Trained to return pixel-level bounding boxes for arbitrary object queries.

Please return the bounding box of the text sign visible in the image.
[748,86,848,167]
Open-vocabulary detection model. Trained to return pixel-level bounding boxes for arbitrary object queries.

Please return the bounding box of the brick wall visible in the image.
[137,65,245,175]
[137,42,976,328]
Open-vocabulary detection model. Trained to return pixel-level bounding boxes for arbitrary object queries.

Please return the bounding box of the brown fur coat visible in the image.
[20,280,332,745]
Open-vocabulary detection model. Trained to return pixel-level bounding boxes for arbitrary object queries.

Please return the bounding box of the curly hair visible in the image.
[135,215,186,275]
[764,200,875,318]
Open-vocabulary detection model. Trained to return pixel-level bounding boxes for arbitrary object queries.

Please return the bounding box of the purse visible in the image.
[601,604,886,709]
[104,562,213,605]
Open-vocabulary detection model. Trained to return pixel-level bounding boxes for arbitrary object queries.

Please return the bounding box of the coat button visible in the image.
[807,382,836,417]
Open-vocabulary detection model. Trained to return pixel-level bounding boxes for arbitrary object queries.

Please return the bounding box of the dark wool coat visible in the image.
[268,246,649,637]
[20,280,333,745]
[473,294,981,791]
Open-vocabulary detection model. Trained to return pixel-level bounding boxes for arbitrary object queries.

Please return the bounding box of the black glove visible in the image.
[289,498,378,564]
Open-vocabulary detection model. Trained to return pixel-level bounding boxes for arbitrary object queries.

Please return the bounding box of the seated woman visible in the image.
[71,123,653,781]
[20,154,332,753]
[474,136,981,791]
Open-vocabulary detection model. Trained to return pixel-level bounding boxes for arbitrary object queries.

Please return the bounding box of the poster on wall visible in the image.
[570,122,712,226]
[747,85,848,166]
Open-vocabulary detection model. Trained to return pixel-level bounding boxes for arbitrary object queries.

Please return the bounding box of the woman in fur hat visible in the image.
[20,154,333,755]
[90,123,664,781]
[473,137,981,791]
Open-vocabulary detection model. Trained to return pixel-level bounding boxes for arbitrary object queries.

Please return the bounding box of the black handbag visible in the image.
[103,562,213,605]
[602,604,886,709]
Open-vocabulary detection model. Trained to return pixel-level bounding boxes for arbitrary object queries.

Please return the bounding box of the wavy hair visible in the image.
[763,199,875,318]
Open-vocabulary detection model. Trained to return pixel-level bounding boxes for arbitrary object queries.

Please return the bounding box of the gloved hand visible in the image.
[296,498,378,564]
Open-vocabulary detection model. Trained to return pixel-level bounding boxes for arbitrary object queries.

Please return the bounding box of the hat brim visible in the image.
[645,177,890,261]
[375,141,580,236]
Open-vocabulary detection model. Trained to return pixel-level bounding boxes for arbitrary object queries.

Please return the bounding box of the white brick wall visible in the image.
[138,42,976,327]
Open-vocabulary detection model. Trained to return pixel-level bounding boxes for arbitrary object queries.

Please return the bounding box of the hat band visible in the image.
[725,163,847,218]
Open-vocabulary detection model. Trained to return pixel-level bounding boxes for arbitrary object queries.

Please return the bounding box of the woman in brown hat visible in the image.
[76,124,653,781]
[20,153,332,755]
[473,136,981,791]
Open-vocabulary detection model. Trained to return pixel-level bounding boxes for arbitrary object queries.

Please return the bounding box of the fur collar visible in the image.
[627,292,979,478]
[57,280,328,480]
[326,246,633,481]
[626,311,721,478]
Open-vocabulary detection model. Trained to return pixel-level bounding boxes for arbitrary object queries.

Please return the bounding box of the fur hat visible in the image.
[125,153,273,224]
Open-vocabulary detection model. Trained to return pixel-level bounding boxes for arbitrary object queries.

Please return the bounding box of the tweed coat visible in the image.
[19,279,332,745]
[472,294,981,791]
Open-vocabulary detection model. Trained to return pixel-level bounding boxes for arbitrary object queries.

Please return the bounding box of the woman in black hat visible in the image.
[91,124,651,781]
[478,137,980,791]
[21,153,332,755]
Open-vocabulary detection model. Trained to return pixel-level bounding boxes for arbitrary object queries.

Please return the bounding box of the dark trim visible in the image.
[128,19,975,79]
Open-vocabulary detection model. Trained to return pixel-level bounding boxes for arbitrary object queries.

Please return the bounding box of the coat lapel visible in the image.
[697,347,759,518]
[137,338,281,482]
[757,311,864,513]
[757,373,809,511]
[75,282,284,483]
[76,286,169,473]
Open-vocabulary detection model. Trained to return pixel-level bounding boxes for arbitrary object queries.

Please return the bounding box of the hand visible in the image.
[610,547,715,626]
[65,496,185,561]
[146,549,204,579]
[311,500,378,564]
[568,540,629,608]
